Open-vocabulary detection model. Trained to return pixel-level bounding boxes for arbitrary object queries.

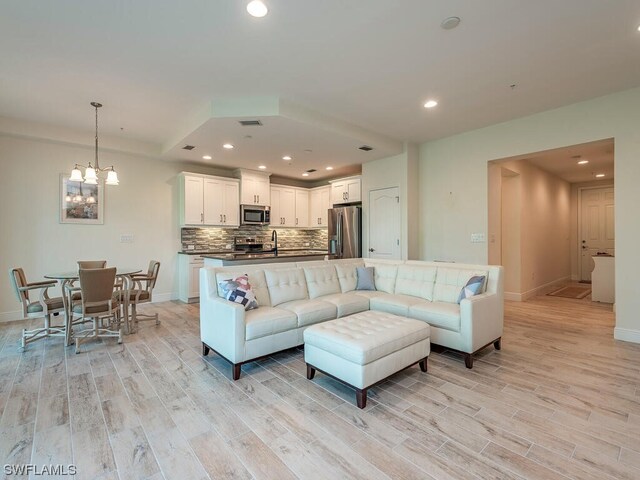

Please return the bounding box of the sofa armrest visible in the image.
[459,292,504,353]
[199,290,247,364]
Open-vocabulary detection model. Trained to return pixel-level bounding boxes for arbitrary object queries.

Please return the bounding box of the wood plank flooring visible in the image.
[1,293,638,479]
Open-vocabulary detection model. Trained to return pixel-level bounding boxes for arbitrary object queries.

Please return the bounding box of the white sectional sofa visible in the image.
[200,258,503,379]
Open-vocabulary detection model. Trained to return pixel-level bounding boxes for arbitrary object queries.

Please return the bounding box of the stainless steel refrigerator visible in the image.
[328,206,362,259]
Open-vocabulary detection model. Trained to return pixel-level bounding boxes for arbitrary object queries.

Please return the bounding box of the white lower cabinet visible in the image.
[178,254,204,303]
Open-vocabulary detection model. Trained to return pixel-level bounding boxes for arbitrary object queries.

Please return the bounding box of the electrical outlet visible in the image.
[470,233,486,243]
[120,234,134,243]
[304,242,310,247]
[186,245,195,250]
[226,244,233,250]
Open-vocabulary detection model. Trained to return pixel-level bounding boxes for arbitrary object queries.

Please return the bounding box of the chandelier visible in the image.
[69,102,119,185]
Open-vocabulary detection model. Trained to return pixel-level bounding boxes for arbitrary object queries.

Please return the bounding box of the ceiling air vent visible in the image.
[306,169,317,173]
[182,145,196,150]
[359,145,373,151]
[238,120,263,126]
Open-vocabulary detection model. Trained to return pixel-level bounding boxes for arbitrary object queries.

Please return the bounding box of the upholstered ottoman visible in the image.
[303,310,430,408]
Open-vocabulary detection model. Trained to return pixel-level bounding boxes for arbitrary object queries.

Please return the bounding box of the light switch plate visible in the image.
[470,233,486,243]
[186,245,195,250]
[120,234,134,243]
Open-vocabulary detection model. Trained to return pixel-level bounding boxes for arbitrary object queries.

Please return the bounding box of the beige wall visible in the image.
[0,134,231,320]
[419,86,640,343]
[489,160,571,299]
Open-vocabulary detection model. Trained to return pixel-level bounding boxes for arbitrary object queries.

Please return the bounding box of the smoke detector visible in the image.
[441,16,461,30]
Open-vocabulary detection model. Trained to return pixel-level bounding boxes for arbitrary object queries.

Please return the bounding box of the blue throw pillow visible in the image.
[457,275,486,304]
[355,267,376,291]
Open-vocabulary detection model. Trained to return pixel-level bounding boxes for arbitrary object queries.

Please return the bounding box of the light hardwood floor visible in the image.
[1,293,638,480]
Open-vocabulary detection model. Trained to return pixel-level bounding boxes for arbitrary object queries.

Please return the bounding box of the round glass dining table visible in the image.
[45,268,142,344]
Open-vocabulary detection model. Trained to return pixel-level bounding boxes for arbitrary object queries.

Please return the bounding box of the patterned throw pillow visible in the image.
[218,274,258,310]
[355,266,376,291]
[457,275,486,304]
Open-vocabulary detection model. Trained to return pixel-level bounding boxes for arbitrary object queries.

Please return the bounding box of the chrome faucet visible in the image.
[271,230,278,256]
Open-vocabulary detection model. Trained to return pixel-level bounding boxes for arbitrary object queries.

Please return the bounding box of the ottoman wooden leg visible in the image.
[494,337,502,350]
[306,364,316,380]
[232,364,241,381]
[202,343,210,356]
[419,357,428,372]
[356,388,367,409]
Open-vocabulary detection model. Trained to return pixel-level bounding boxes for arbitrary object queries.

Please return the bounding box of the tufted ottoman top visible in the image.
[304,310,430,365]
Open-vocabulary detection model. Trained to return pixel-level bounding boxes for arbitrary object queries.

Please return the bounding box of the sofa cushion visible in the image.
[245,307,298,341]
[264,268,309,307]
[303,265,341,299]
[369,293,425,316]
[433,267,488,303]
[317,293,370,318]
[279,299,337,327]
[335,264,358,292]
[371,264,398,294]
[353,290,386,300]
[409,302,461,332]
[304,311,430,365]
[395,265,437,301]
[217,270,271,307]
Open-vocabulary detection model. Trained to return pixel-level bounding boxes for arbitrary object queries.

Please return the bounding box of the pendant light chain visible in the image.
[95,103,99,169]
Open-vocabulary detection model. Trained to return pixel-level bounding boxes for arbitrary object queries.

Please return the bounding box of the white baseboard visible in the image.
[504,276,571,302]
[614,327,640,344]
[0,292,178,323]
[0,310,25,323]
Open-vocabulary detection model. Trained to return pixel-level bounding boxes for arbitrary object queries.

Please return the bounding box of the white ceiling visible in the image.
[1,1,639,178]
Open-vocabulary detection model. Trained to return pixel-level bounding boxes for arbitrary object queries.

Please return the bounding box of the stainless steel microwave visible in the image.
[240,205,271,225]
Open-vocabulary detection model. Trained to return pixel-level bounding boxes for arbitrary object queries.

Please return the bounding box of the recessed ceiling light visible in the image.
[302,173,309,177]
[223,143,234,149]
[282,155,292,161]
[326,166,333,170]
[637,24,640,32]
[258,165,266,169]
[202,155,212,160]
[595,173,606,178]
[247,0,268,17]
[424,100,438,109]
[577,160,589,165]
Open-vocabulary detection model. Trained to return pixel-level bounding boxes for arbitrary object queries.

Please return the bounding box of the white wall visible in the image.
[418,86,640,343]
[361,143,419,260]
[0,134,230,321]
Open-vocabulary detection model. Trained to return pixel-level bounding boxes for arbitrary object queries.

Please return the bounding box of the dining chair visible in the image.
[9,268,66,351]
[72,267,122,354]
[126,260,161,332]
[77,260,107,268]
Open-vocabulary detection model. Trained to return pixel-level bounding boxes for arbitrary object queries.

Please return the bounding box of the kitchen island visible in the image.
[202,249,328,266]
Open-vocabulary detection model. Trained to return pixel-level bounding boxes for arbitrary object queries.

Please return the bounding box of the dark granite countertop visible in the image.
[199,249,328,265]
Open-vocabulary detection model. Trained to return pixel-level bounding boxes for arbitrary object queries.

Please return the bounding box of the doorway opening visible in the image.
[488,138,614,303]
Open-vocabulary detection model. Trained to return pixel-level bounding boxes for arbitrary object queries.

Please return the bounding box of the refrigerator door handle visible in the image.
[337,212,343,258]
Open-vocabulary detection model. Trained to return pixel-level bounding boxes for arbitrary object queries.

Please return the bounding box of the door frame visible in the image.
[577,185,614,282]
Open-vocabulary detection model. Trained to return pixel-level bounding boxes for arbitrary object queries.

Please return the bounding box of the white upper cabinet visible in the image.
[271,185,310,228]
[330,176,361,205]
[238,170,270,206]
[309,186,332,227]
[179,173,240,227]
[295,189,309,228]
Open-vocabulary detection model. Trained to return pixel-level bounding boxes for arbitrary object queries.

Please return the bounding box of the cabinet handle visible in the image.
[223,214,226,223]
[296,218,298,226]
[201,213,203,222]
[257,195,260,204]
[220,214,222,222]
[346,192,349,200]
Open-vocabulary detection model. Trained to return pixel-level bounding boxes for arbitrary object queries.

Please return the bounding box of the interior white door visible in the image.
[369,187,401,259]
[580,187,615,281]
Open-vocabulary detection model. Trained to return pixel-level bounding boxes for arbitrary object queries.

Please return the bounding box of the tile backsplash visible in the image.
[181,226,328,252]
